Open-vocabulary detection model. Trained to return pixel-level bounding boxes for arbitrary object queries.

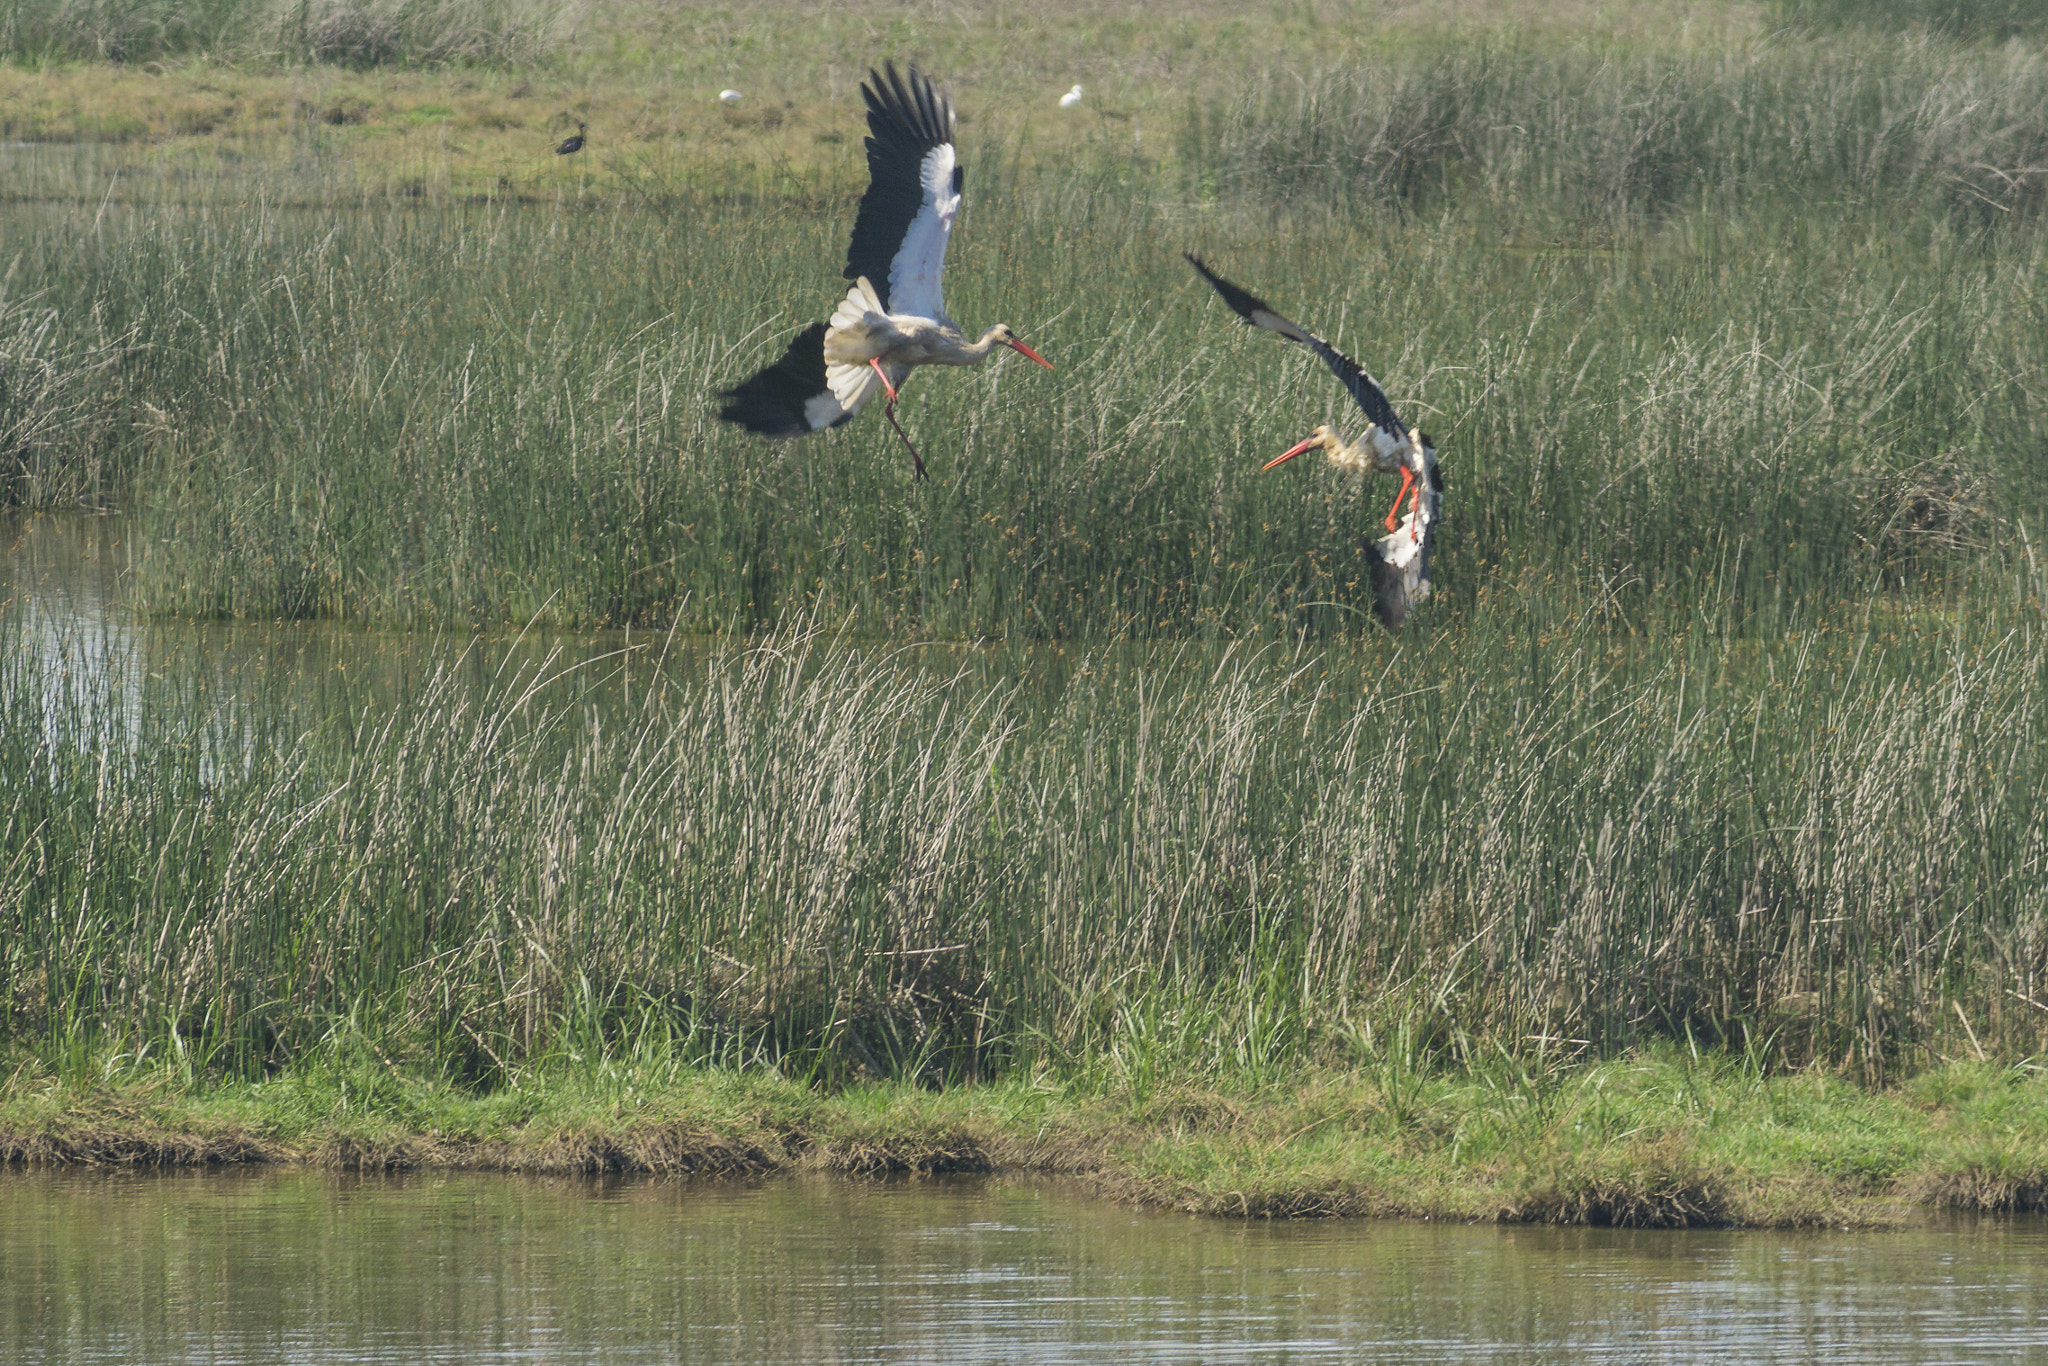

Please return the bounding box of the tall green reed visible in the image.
[0,280,136,507]
[6,582,2045,1086]
[4,37,2042,632]
[1183,40,2048,225]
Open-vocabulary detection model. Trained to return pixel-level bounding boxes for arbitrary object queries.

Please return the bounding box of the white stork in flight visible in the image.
[717,63,1054,480]
[1187,253,1445,628]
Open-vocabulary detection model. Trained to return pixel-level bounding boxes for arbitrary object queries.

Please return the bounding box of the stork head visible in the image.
[989,324,1054,370]
[1263,424,1344,471]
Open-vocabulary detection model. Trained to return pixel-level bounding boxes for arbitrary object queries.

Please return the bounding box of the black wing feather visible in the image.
[844,63,956,313]
[1185,253,1406,437]
[716,323,847,438]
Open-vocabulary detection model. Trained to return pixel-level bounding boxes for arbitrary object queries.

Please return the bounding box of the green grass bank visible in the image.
[7,1054,2048,1225]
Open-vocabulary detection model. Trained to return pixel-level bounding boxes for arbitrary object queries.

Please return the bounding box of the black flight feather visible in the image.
[843,63,956,314]
[716,323,846,438]
[1185,253,1407,438]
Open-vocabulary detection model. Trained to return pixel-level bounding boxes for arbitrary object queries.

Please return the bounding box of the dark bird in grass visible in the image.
[555,122,586,155]
[715,62,1054,480]
[1187,253,1445,628]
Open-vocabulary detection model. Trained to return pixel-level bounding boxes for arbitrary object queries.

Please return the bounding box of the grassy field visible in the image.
[4,1,2048,1216]
[7,42,2044,633]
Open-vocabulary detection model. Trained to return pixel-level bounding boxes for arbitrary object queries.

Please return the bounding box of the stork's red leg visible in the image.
[883,396,928,481]
[868,357,900,402]
[1383,466,1415,533]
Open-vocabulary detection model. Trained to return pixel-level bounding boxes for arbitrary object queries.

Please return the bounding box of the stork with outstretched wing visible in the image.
[717,64,1053,480]
[1187,253,1444,628]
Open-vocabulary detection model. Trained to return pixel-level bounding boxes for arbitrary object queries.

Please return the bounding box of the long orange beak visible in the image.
[1004,338,1054,370]
[1263,436,1319,471]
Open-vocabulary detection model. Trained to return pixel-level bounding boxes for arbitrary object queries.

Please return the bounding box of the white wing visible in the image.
[887,143,959,322]
[844,64,960,322]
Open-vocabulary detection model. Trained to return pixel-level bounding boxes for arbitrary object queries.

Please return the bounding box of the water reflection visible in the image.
[1,512,1090,748]
[0,1170,2044,1364]
[2,513,674,761]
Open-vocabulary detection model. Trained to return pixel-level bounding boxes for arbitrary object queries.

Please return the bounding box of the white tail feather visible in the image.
[824,277,890,363]
[827,360,884,410]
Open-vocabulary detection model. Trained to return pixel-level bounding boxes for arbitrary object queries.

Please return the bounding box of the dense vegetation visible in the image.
[1,0,577,67]
[5,38,2043,635]
[3,4,2046,1197]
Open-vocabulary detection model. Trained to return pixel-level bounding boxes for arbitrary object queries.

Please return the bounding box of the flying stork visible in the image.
[1186,253,1445,628]
[716,63,1054,480]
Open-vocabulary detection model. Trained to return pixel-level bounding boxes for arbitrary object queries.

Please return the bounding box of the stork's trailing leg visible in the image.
[883,399,928,480]
[865,358,927,480]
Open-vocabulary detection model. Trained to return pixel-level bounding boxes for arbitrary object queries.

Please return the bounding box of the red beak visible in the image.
[1263,436,1319,471]
[1003,338,1054,370]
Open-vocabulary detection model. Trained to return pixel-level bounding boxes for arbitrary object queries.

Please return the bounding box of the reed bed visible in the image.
[5,584,2046,1088]
[0,35,2038,633]
[4,16,2048,1094]
[0,286,136,508]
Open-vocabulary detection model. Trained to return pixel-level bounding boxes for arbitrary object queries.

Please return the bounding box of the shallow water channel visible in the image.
[3,1170,2046,1364]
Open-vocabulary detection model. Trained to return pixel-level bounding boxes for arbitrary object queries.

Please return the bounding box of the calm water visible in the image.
[2,1170,2045,1364]
[3,511,706,759]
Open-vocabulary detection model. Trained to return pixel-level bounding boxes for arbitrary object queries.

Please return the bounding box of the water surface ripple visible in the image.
[2,1170,2044,1364]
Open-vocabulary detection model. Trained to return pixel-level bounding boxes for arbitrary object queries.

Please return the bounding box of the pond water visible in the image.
[2,1170,2045,1364]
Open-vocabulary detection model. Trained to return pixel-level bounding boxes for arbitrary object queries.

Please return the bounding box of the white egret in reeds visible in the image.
[1187,253,1445,628]
[1059,84,1084,108]
[719,89,743,103]
[717,63,1054,480]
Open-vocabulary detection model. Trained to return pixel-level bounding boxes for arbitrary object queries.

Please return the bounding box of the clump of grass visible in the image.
[1,0,582,67]
[286,0,582,69]
[0,286,135,508]
[1,0,248,63]
[1776,0,2048,45]
[1186,40,2048,224]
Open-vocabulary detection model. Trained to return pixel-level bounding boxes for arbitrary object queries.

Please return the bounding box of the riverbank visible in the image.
[6,1053,2045,1226]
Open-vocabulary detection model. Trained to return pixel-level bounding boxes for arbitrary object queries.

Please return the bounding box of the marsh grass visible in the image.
[1778,0,2048,45]
[0,286,135,508]
[4,10,2048,1123]
[0,35,2035,627]
[6,579,2047,1093]
[1,0,581,67]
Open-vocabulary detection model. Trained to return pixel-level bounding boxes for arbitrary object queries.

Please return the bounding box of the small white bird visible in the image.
[719,89,743,104]
[1059,84,1083,109]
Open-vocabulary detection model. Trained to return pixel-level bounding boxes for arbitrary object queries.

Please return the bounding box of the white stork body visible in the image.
[1187,254,1444,628]
[823,275,1044,415]
[717,63,1052,480]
